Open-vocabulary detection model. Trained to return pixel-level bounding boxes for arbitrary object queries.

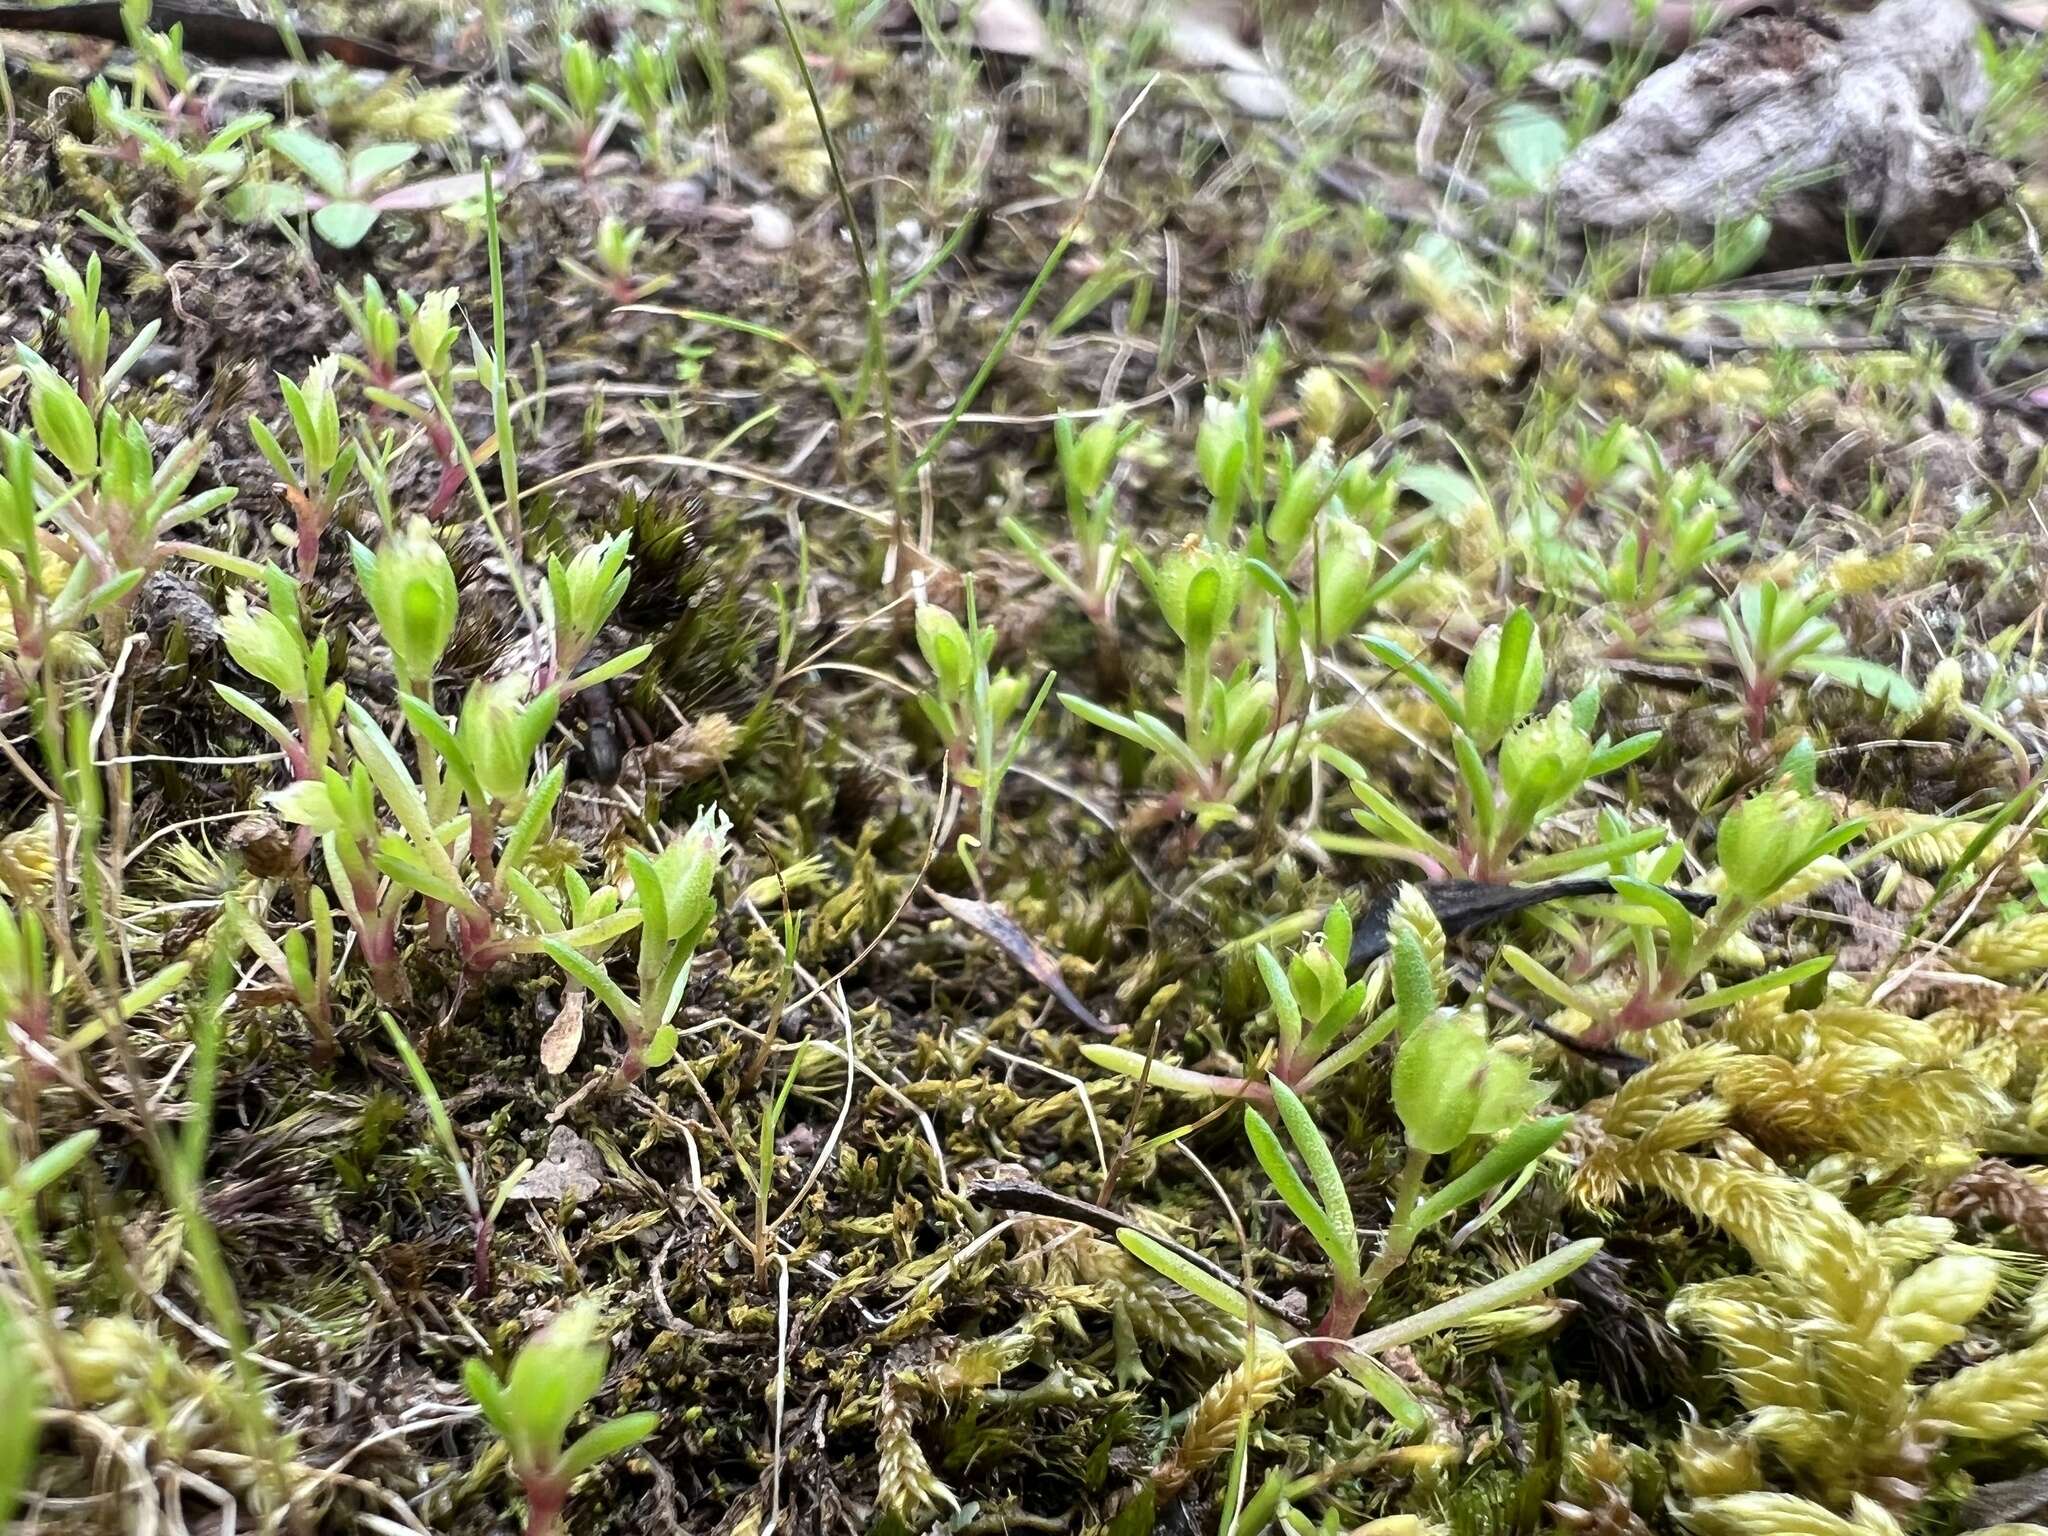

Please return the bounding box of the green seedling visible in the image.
[528,37,623,172]
[36,247,160,408]
[254,129,463,249]
[1504,762,1864,1043]
[87,78,270,206]
[1332,610,1662,880]
[1064,540,1341,829]
[541,805,730,1078]
[563,216,669,305]
[248,357,355,578]
[912,583,1055,859]
[1115,905,1590,1422]
[1720,577,1917,744]
[463,1303,658,1536]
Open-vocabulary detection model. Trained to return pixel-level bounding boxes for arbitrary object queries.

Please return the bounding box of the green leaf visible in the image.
[398,693,482,806]
[1798,652,1920,711]
[1244,1104,1348,1274]
[463,1357,512,1437]
[567,642,654,694]
[1493,103,1570,190]
[313,201,380,249]
[349,140,419,187]
[1117,1231,1256,1329]
[1391,925,1435,1033]
[643,1023,678,1068]
[1350,1237,1603,1354]
[1405,1114,1571,1235]
[1585,730,1662,778]
[1270,1078,1355,1270]
[1357,634,1463,728]
[1255,944,1301,1057]
[559,1412,659,1479]
[625,848,672,957]
[501,763,566,877]
[5,1130,98,1208]
[266,127,348,194]
[1078,1044,1256,1100]
[1675,953,1838,1019]
[541,938,637,1029]
[211,683,298,753]
[1060,692,1155,749]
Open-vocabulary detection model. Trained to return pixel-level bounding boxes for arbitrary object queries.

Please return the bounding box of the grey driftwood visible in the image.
[1553,0,2014,266]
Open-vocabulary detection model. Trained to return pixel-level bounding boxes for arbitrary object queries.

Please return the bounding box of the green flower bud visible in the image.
[1392,1016,1490,1154]
[1154,541,1242,649]
[457,678,560,804]
[278,359,342,477]
[1717,785,1835,905]
[1296,365,1349,443]
[220,591,308,700]
[1499,703,1592,823]
[352,517,457,685]
[28,366,97,480]
[914,605,973,700]
[648,805,730,945]
[1196,397,1247,524]
[405,288,461,380]
[1309,515,1381,646]
[1462,611,1544,751]
[1335,456,1396,523]
[498,1301,609,1468]
[1266,439,1337,562]
[1468,1051,1548,1134]
[1056,410,1130,502]
[546,532,632,673]
[986,670,1028,732]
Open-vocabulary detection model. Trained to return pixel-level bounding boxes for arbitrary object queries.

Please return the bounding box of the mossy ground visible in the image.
[5,2,2048,1534]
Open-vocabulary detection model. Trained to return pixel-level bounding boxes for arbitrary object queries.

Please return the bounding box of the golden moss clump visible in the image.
[1576,1044,2048,1516]
[1151,1336,1294,1496]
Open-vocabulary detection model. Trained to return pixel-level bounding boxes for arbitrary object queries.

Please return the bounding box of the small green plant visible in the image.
[261,130,418,247]
[1111,906,1598,1425]
[1504,757,1863,1043]
[1721,578,1916,744]
[334,276,404,390]
[1330,610,1662,880]
[247,357,354,577]
[1083,899,1383,1103]
[1001,408,1140,684]
[87,78,270,206]
[1063,540,1340,830]
[463,1303,658,1536]
[539,805,731,1078]
[529,37,622,173]
[912,585,1055,859]
[562,216,668,305]
[618,38,688,169]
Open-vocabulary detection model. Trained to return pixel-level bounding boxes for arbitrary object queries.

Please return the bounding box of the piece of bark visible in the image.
[1553,0,2014,266]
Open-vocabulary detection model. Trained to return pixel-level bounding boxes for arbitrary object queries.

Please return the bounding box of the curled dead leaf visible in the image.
[540,989,585,1075]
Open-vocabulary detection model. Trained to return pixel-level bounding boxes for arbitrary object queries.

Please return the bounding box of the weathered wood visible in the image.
[1554,0,2013,265]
